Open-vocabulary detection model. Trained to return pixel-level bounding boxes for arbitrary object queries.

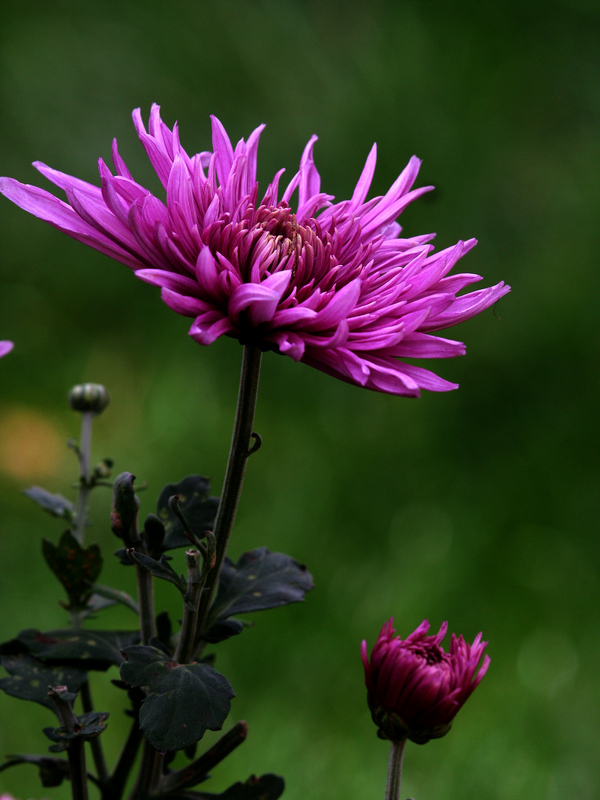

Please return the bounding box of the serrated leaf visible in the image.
[42,531,103,606]
[157,475,219,552]
[0,754,70,788]
[128,550,187,594]
[208,548,313,630]
[1,629,140,670]
[23,487,74,522]
[120,645,234,751]
[0,654,87,709]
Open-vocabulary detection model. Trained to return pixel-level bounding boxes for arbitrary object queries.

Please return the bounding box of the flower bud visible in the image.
[361,619,490,744]
[68,383,110,414]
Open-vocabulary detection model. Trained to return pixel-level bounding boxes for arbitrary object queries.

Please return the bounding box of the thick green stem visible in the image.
[195,343,262,643]
[385,739,407,800]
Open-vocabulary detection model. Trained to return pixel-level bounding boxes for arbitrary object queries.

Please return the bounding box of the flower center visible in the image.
[414,645,445,666]
[258,207,301,278]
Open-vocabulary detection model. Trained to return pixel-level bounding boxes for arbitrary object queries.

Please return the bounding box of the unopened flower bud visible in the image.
[68,383,110,414]
[111,472,140,546]
[361,619,490,745]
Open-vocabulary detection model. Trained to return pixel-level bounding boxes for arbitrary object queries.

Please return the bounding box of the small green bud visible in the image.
[68,383,110,414]
[93,457,114,480]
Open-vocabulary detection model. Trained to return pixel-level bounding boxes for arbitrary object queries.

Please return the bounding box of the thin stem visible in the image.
[195,343,262,644]
[49,688,89,800]
[69,409,108,791]
[73,411,93,544]
[105,689,145,800]
[67,743,90,800]
[135,561,156,646]
[159,721,248,795]
[175,550,202,664]
[129,740,162,800]
[385,739,407,800]
[80,681,109,786]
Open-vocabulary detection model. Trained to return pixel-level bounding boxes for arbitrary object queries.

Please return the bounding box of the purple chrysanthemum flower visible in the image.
[0,105,509,396]
[0,341,14,358]
[361,618,490,744]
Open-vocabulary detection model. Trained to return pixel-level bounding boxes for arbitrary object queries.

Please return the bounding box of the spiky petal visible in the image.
[0,106,510,396]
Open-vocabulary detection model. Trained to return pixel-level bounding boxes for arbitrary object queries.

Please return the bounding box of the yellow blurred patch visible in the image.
[0,407,65,480]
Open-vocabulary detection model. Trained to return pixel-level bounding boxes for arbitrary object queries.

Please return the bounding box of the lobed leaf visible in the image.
[120,645,235,751]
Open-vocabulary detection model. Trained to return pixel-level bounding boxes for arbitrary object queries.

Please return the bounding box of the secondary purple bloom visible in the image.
[0,105,509,396]
[0,341,13,358]
[361,618,490,744]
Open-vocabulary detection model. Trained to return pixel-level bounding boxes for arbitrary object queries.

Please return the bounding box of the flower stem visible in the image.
[195,342,262,644]
[385,739,407,800]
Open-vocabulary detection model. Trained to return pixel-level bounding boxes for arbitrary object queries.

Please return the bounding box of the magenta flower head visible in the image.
[0,341,14,358]
[361,618,490,744]
[0,105,509,396]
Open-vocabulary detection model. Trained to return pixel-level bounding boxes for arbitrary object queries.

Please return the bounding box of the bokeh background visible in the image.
[1,0,599,798]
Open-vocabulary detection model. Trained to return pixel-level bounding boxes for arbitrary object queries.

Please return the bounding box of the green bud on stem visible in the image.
[68,383,110,414]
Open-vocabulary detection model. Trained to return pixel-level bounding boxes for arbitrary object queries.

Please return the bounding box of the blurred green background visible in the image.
[1,0,598,798]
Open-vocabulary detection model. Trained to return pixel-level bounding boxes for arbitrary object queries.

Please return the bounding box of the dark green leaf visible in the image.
[42,531,103,606]
[216,774,285,800]
[143,513,166,556]
[120,645,234,751]
[0,754,70,787]
[208,548,313,632]
[114,546,134,566]
[22,487,74,522]
[89,584,139,615]
[0,654,87,709]
[157,475,219,552]
[44,710,109,752]
[203,619,245,644]
[1,629,140,670]
[128,550,187,594]
[184,774,285,800]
